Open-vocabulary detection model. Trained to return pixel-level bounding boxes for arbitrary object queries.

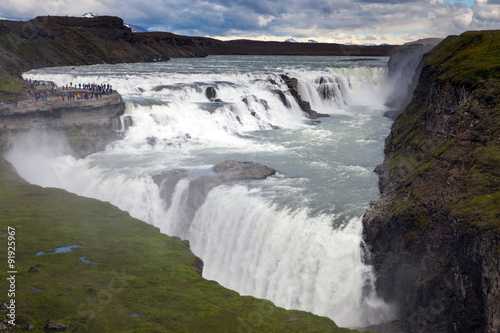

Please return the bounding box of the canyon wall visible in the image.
[363,30,500,332]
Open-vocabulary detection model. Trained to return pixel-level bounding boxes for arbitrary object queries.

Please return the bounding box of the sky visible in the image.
[0,0,499,45]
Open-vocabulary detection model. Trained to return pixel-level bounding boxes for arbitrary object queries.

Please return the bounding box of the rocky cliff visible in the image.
[363,31,500,332]
[0,84,127,157]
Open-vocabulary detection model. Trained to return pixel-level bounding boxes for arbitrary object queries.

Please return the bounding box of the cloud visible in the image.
[472,0,500,24]
[357,0,424,3]
[1,0,499,44]
[214,0,287,16]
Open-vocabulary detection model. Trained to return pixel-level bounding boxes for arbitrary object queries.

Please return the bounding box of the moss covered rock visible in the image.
[363,30,500,332]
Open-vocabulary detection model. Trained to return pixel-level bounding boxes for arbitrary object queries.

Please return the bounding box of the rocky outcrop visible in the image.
[44,321,67,331]
[213,160,276,180]
[0,92,124,129]
[152,161,276,232]
[185,161,275,213]
[153,161,276,199]
[0,89,127,157]
[280,75,330,119]
[363,31,500,332]
[205,86,217,101]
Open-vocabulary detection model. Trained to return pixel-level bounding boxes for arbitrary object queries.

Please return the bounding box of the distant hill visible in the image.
[82,12,149,32]
[404,37,444,46]
[82,12,99,18]
[285,38,319,43]
[125,23,149,33]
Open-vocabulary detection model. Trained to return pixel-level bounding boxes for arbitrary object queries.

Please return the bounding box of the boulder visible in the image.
[205,86,217,100]
[153,161,276,229]
[44,322,67,331]
[214,160,276,180]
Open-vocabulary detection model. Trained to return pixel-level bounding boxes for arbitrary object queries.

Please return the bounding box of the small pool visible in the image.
[36,245,83,256]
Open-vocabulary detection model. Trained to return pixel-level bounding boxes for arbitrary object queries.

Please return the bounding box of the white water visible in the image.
[8,55,396,327]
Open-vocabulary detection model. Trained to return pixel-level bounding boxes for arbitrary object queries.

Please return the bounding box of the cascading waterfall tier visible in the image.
[13,56,396,328]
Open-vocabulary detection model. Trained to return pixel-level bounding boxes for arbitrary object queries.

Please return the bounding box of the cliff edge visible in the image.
[363,30,500,332]
[0,82,127,157]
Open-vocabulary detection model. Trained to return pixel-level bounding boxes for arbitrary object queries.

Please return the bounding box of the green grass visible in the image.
[0,156,356,332]
[65,27,111,60]
[426,31,500,90]
[451,142,500,231]
[0,68,26,102]
[385,30,500,238]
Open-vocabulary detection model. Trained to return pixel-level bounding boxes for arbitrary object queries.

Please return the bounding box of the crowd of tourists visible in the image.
[26,79,114,104]
[0,79,116,111]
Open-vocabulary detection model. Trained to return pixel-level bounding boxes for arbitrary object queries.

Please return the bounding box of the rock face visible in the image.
[280,75,330,119]
[187,160,276,209]
[363,31,500,332]
[0,92,125,129]
[153,161,276,234]
[0,89,126,157]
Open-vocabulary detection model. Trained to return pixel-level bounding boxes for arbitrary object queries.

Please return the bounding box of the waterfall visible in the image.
[156,181,394,327]
[12,56,396,328]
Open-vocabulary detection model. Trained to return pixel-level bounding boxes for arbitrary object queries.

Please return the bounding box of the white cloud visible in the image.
[258,15,275,27]
[472,0,500,24]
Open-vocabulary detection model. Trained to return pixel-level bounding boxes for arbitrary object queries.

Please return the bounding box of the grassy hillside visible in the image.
[0,156,355,332]
[426,30,500,91]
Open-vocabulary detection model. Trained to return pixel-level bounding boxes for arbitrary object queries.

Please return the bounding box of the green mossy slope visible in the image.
[363,30,500,332]
[0,156,354,332]
[386,30,500,236]
[426,31,500,91]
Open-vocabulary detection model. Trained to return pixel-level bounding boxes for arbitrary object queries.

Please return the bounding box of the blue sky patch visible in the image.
[442,0,475,7]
